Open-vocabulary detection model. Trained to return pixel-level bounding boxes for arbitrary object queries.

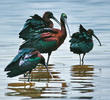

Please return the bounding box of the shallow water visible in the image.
[0,0,110,100]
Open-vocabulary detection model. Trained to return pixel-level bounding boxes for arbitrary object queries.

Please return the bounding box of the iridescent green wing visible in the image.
[32,40,57,53]
[19,14,47,40]
[4,48,35,71]
[6,56,41,77]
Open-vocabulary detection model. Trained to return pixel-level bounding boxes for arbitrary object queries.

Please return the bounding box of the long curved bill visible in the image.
[52,16,61,26]
[65,18,71,38]
[93,34,102,46]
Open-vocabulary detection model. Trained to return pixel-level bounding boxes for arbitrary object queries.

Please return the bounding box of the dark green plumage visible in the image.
[4,48,46,77]
[19,13,68,65]
[70,31,93,54]
[20,33,57,53]
[19,14,47,40]
[70,24,101,65]
[6,57,41,77]
[19,12,60,41]
[5,48,34,71]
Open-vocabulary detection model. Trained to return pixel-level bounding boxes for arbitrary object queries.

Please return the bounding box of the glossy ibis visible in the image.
[19,11,60,40]
[4,50,51,80]
[19,13,70,65]
[70,24,101,65]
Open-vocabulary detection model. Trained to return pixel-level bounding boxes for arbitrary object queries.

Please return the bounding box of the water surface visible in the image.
[0,0,110,100]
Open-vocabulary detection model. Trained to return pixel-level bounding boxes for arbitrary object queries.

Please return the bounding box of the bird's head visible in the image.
[43,11,60,26]
[61,13,67,21]
[87,29,102,46]
[87,29,94,35]
[44,11,53,18]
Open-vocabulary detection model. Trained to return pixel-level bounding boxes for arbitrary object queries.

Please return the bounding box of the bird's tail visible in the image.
[4,59,21,77]
[4,58,20,71]
[6,65,31,77]
[4,48,34,73]
[4,50,25,71]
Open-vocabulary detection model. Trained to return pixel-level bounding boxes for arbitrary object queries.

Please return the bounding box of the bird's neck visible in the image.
[61,19,67,38]
[56,19,67,47]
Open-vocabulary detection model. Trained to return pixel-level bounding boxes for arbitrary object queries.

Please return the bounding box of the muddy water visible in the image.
[0,0,110,100]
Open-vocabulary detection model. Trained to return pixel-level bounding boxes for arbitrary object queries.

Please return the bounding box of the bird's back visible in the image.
[70,31,93,54]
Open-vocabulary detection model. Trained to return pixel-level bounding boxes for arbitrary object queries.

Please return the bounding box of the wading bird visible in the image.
[19,13,70,65]
[4,50,50,80]
[19,11,60,40]
[70,24,101,65]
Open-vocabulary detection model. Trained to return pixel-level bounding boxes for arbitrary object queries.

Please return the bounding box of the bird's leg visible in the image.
[79,54,81,65]
[82,53,86,65]
[28,71,31,82]
[23,73,27,88]
[31,70,33,81]
[28,73,30,82]
[47,52,52,65]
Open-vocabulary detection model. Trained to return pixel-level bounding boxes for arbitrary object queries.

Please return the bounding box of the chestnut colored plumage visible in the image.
[19,11,60,40]
[20,13,70,65]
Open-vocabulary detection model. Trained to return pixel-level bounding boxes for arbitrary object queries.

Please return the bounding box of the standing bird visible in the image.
[19,11,60,40]
[70,24,101,65]
[19,13,70,65]
[4,49,50,80]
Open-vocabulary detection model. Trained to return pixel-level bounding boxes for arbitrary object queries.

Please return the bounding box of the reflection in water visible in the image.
[70,65,95,99]
[8,82,35,87]
[6,65,67,99]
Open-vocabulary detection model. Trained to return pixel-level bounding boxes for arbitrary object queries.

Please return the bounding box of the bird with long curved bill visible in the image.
[4,50,52,81]
[19,13,70,65]
[69,24,102,65]
[19,11,60,40]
